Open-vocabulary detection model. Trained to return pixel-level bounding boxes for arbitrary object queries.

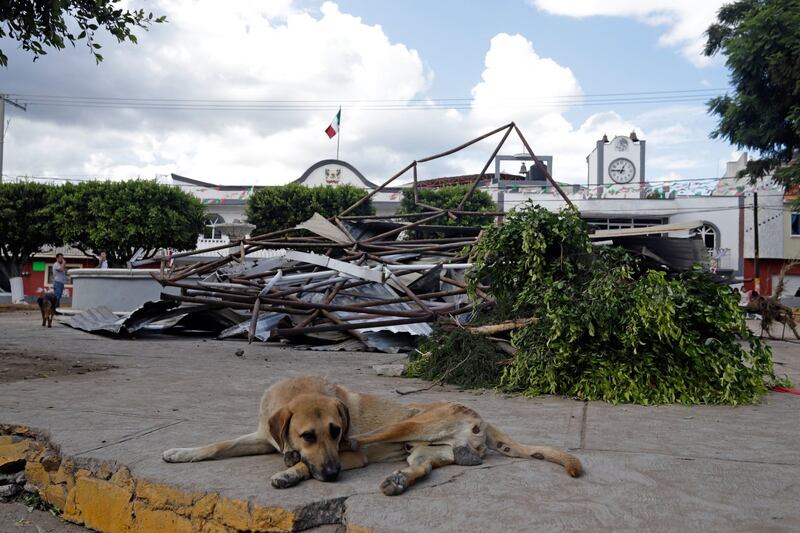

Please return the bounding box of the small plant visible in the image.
[21,490,61,516]
[407,327,507,389]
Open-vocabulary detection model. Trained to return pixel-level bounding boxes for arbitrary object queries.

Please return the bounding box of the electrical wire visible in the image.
[4,88,727,112]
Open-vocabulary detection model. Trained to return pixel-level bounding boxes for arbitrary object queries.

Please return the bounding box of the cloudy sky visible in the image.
[1,0,738,186]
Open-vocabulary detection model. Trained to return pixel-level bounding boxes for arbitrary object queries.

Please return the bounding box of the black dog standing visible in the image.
[37,292,56,327]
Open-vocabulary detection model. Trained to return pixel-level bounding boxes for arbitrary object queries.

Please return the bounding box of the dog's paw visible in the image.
[380,471,409,496]
[283,450,301,467]
[162,448,196,463]
[453,445,483,466]
[271,470,302,489]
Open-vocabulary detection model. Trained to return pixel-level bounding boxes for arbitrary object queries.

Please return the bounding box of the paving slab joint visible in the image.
[1,423,343,532]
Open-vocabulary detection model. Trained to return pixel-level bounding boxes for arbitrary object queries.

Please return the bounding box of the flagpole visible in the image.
[336,106,341,160]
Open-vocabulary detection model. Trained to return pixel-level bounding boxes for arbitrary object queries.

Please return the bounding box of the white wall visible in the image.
[743,187,784,259]
[499,193,744,273]
[301,164,371,188]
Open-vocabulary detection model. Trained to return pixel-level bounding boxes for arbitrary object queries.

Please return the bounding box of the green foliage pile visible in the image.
[53,180,205,266]
[398,186,496,228]
[0,181,62,279]
[246,184,374,235]
[407,327,507,389]
[704,0,800,186]
[414,202,787,405]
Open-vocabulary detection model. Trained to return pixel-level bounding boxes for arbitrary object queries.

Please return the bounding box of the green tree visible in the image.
[398,185,497,227]
[0,181,61,281]
[53,180,205,266]
[245,184,374,235]
[0,0,165,66]
[704,0,800,185]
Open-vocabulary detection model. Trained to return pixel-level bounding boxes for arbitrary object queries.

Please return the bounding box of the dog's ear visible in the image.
[268,407,292,451]
[336,400,350,439]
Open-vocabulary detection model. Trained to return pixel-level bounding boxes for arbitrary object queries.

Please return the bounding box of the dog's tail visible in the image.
[485,424,582,477]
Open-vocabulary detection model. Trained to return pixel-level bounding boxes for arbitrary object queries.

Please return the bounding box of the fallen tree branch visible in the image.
[442,317,538,335]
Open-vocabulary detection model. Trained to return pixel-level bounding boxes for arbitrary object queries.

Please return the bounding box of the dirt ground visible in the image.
[0,308,115,384]
[0,349,115,384]
[0,502,88,533]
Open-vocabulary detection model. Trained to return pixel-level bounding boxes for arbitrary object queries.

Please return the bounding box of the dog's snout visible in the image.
[320,462,340,482]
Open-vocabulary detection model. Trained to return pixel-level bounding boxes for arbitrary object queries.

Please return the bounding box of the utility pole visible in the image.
[0,94,28,184]
[753,191,760,293]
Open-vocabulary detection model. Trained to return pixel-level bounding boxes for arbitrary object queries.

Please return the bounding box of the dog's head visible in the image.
[268,393,350,482]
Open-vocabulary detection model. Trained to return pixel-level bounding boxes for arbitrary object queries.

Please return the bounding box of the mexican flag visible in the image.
[325,108,341,139]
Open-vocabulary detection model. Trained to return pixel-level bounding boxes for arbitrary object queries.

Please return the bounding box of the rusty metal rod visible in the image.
[362,210,449,243]
[457,123,513,210]
[339,161,415,217]
[514,124,574,208]
[257,296,429,318]
[273,303,481,336]
[416,122,514,163]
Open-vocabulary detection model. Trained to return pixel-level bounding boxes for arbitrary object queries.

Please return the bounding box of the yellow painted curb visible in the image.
[1,425,298,533]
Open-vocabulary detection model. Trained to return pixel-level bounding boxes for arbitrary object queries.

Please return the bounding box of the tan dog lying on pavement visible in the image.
[162,376,582,495]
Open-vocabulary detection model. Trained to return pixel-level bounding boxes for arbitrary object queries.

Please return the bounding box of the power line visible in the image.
[5,88,726,112]
[6,87,726,104]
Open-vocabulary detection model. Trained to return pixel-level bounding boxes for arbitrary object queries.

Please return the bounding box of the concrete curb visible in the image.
[1,424,350,533]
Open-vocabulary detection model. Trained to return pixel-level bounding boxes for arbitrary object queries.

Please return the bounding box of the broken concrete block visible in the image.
[372,364,406,377]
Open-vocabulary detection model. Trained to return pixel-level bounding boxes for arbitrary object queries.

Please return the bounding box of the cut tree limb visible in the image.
[459,317,538,335]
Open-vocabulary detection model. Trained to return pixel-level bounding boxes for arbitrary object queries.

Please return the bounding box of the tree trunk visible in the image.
[9,277,25,303]
[0,257,23,278]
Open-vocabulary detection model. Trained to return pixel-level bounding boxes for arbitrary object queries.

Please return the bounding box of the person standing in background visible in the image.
[96,251,109,269]
[52,253,67,308]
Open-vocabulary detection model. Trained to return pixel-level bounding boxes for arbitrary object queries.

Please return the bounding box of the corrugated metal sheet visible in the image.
[590,220,703,239]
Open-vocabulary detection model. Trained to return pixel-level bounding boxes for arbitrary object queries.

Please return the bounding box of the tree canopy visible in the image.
[245,184,374,235]
[52,180,205,266]
[398,185,497,228]
[0,0,165,66]
[0,181,61,279]
[704,0,800,186]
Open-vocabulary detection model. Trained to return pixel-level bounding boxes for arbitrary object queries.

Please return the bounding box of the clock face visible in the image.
[608,158,636,184]
[614,137,629,151]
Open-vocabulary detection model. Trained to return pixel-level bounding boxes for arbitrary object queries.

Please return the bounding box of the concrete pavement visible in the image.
[1,310,799,532]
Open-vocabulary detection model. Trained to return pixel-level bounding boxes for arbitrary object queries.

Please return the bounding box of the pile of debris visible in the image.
[156,213,489,352]
[64,123,716,353]
[65,123,572,352]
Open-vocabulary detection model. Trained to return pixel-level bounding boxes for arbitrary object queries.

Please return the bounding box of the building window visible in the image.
[792,213,800,236]
[203,213,225,239]
[44,262,81,287]
[691,223,718,250]
[583,217,667,231]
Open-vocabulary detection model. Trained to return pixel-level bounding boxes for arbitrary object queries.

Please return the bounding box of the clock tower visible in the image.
[586,132,645,187]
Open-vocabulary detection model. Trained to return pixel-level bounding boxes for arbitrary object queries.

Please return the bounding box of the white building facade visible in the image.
[175,137,785,280]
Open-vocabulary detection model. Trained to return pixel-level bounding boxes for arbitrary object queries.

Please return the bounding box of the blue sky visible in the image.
[324,0,736,179]
[328,0,728,99]
[1,0,740,184]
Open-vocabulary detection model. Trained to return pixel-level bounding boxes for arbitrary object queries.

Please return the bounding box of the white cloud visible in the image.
[645,124,694,146]
[529,0,725,66]
[466,34,639,180]
[648,156,701,170]
[2,2,722,187]
[3,0,432,183]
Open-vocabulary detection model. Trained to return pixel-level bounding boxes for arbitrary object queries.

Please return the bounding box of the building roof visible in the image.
[171,174,261,191]
[292,159,381,189]
[416,172,532,188]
